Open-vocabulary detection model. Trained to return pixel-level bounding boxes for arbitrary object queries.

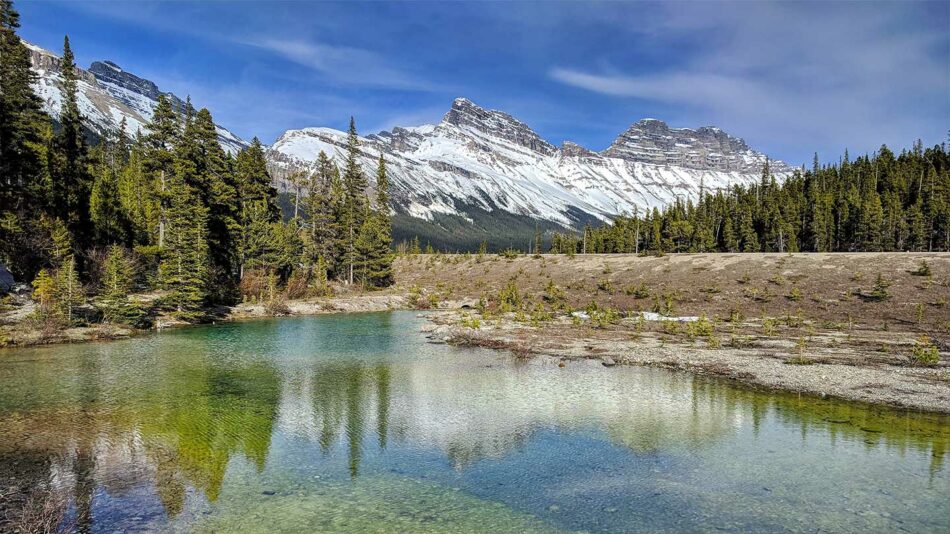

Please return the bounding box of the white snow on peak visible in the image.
[24,39,248,155]
[266,98,792,228]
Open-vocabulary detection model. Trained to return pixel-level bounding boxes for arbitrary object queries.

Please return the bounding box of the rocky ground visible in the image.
[395,252,949,413]
[421,311,950,414]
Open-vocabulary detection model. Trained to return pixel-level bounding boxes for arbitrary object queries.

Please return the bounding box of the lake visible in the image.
[0,311,947,533]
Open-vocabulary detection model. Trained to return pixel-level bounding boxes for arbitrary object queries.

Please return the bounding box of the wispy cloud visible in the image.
[241,38,438,92]
[550,2,950,162]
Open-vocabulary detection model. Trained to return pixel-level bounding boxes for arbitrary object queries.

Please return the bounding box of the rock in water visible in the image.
[602,357,617,367]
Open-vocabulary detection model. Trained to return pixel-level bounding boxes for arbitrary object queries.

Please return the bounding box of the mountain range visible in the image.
[25,40,247,154]
[26,38,792,249]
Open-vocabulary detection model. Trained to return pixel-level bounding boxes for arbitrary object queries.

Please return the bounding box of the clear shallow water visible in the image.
[0,312,947,533]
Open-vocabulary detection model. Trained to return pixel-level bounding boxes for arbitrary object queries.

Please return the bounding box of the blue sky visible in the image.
[17,1,950,166]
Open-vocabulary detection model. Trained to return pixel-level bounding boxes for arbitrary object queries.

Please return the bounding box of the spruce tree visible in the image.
[158,173,209,321]
[341,117,368,284]
[354,155,393,288]
[0,0,48,215]
[50,35,92,245]
[235,138,278,278]
[89,130,132,244]
[302,151,339,277]
[143,94,179,247]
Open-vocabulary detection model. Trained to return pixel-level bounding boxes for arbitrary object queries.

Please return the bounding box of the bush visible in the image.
[686,315,714,338]
[597,278,614,293]
[543,280,565,305]
[407,285,432,309]
[911,336,940,366]
[586,302,620,328]
[787,287,803,301]
[866,274,891,301]
[498,248,520,260]
[497,279,522,312]
[911,260,932,277]
[623,283,650,298]
[785,356,815,365]
[459,313,481,329]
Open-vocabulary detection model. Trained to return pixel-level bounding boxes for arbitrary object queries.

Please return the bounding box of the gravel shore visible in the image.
[422,311,950,414]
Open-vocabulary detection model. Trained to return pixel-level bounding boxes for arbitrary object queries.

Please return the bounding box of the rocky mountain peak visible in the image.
[442,97,556,155]
[603,118,787,173]
[25,39,247,154]
[22,39,97,85]
[560,141,596,158]
[88,60,185,110]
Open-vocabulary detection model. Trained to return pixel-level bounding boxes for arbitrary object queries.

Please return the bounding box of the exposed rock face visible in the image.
[603,118,788,174]
[267,97,793,229]
[442,97,557,156]
[89,60,185,110]
[24,40,247,154]
[561,141,597,158]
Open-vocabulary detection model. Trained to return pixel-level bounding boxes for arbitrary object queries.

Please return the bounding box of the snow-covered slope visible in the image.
[267,97,792,229]
[25,40,248,154]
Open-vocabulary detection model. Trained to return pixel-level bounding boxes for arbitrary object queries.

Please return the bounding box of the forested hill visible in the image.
[552,147,950,255]
[1,0,394,328]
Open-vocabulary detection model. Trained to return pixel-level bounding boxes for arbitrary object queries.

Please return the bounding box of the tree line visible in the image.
[0,0,392,326]
[552,145,950,255]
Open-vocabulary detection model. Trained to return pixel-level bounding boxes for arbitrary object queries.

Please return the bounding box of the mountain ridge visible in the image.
[24,39,248,154]
[267,97,793,234]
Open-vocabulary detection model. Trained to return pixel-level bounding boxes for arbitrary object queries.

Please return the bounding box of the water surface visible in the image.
[0,312,947,532]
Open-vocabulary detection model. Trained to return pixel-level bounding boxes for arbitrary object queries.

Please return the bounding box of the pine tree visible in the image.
[302,151,340,276]
[54,255,84,325]
[96,245,147,326]
[143,94,179,247]
[0,0,48,216]
[235,138,278,278]
[158,173,209,321]
[89,130,132,244]
[49,35,92,246]
[341,117,368,284]
[739,205,758,252]
[188,108,240,299]
[354,155,393,288]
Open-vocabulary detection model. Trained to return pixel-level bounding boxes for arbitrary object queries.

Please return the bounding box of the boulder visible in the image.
[0,263,14,293]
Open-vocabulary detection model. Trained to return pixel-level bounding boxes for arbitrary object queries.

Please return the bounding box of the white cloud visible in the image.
[243,38,437,92]
[549,2,950,163]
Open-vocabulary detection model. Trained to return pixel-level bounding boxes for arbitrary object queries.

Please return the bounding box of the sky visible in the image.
[17,0,950,166]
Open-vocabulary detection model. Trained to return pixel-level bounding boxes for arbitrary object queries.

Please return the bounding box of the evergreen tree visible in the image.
[89,129,132,244]
[158,173,209,321]
[143,94,179,247]
[96,245,147,326]
[50,35,92,245]
[341,117,368,284]
[0,0,48,216]
[302,151,339,277]
[354,155,393,288]
[235,138,278,277]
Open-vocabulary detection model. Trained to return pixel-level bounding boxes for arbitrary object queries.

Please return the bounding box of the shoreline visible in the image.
[2,252,949,414]
[421,310,950,415]
[0,294,409,348]
[2,297,949,415]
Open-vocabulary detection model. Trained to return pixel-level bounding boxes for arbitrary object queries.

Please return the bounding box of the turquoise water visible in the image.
[0,311,947,533]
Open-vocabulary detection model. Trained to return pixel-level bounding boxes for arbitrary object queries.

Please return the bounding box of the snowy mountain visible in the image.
[24,40,248,154]
[267,97,792,236]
